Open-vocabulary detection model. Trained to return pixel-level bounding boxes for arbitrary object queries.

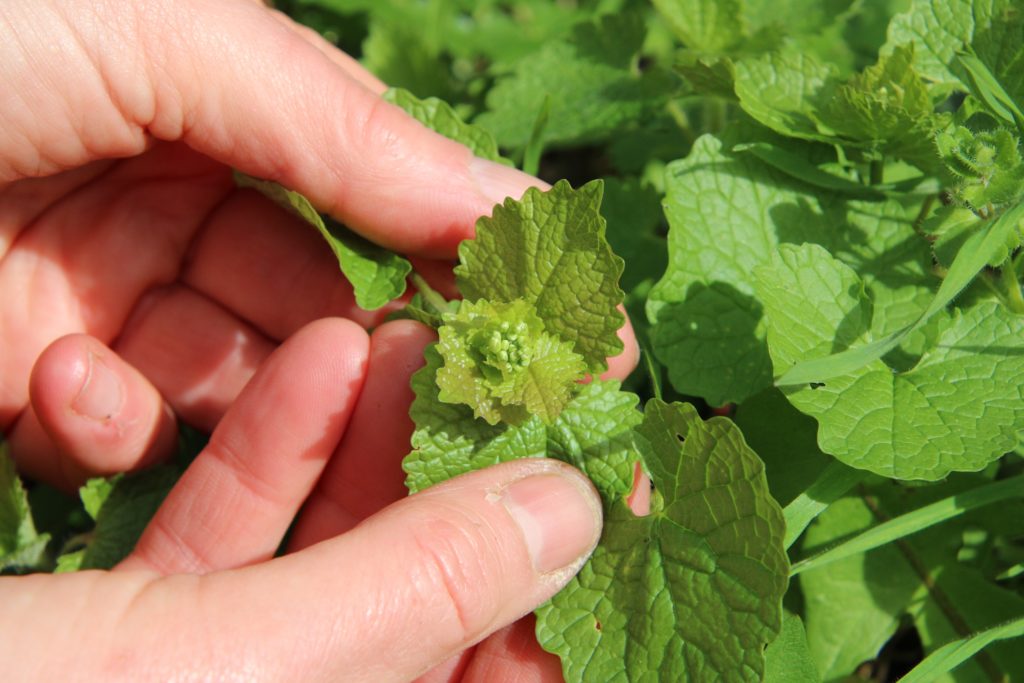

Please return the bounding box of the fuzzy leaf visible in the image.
[925,203,1023,268]
[763,612,820,683]
[536,400,788,682]
[756,243,1024,480]
[0,443,49,572]
[935,125,1024,211]
[436,299,586,425]
[884,0,1010,86]
[599,177,667,293]
[651,0,745,55]
[648,133,933,405]
[80,477,116,521]
[475,13,677,149]
[383,88,509,164]
[818,45,945,165]
[79,465,182,570]
[457,180,625,373]
[404,344,640,498]
[733,48,835,141]
[235,175,411,310]
[404,346,546,494]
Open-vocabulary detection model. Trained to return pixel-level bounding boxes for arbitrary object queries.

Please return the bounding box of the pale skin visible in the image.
[0,0,643,681]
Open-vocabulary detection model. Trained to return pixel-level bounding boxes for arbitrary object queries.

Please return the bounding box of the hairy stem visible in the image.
[912,194,937,238]
[409,272,450,315]
[1000,260,1024,314]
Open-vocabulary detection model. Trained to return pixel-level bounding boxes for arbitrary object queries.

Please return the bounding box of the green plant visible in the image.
[5,0,1024,680]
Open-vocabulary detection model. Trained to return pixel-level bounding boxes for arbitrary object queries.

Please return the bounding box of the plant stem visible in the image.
[701,99,727,135]
[869,158,885,186]
[1001,258,1024,313]
[666,100,696,148]
[782,463,865,549]
[409,271,450,314]
[860,490,1006,683]
[980,271,1014,310]
[522,95,551,177]
[912,194,937,238]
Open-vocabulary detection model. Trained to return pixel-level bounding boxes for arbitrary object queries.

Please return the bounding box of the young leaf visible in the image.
[382,88,509,164]
[456,180,625,373]
[235,175,411,310]
[79,476,116,521]
[0,443,50,572]
[935,124,1024,212]
[757,243,1024,480]
[436,299,586,425]
[404,344,640,499]
[733,48,835,141]
[404,345,546,494]
[817,45,945,166]
[883,0,980,85]
[536,400,788,682]
[651,0,745,55]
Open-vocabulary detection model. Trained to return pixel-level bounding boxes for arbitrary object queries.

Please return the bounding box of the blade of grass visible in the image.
[955,53,1024,134]
[777,200,1024,386]
[897,616,1024,683]
[790,474,1024,575]
[522,95,552,178]
[995,563,1024,581]
[782,461,865,549]
[733,143,884,198]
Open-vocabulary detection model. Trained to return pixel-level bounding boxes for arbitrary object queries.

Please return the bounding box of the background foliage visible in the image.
[4,1,1024,681]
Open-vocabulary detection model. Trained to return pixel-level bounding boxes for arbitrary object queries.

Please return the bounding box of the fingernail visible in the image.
[72,352,124,422]
[502,468,602,574]
[469,157,548,207]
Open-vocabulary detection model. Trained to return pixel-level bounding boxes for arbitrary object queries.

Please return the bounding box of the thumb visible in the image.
[285,459,603,680]
[2,0,541,258]
[0,460,601,681]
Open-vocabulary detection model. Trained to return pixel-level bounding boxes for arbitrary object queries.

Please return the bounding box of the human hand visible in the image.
[3,317,606,680]
[0,0,639,680]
